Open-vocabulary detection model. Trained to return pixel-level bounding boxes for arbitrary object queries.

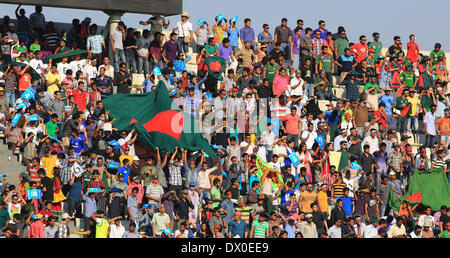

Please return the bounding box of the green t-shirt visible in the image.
[45,121,59,138]
[0,207,10,228]
[334,38,349,58]
[400,71,416,88]
[317,54,334,73]
[338,149,351,171]
[205,44,218,55]
[368,41,382,60]
[264,63,278,82]
[82,171,93,191]
[313,76,332,93]
[421,94,433,112]
[211,186,221,208]
[364,82,380,94]
[30,43,41,53]
[430,50,445,65]
[252,220,269,238]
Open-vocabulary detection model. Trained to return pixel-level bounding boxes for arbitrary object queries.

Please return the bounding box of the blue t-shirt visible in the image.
[173,60,186,72]
[268,117,281,136]
[340,196,354,216]
[249,174,260,195]
[379,95,394,116]
[117,166,130,183]
[228,28,239,47]
[324,110,340,126]
[69,137,85,154]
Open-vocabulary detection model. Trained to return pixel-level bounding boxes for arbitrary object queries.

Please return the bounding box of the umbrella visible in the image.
[43,49,88,63]
[0,62,41,83]
[406,192,422,202]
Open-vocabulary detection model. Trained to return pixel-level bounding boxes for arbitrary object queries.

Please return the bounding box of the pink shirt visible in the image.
[273,75,289,96]
[281,114,301,135]
[28,220,45,238]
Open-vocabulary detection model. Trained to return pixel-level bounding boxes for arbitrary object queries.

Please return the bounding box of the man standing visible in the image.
[368,32,382,61]
[300,28,314,67]
[240,18,256,49]
[423,104,437,150]
[110,21,126,71]
[281,106,301,149]
[274,18,293,64]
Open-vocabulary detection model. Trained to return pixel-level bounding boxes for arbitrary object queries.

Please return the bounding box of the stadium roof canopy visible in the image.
[0,0,182,16]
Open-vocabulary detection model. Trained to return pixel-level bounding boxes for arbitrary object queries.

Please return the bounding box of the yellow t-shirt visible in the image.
[299,191,317,213]
[407,96,420,116]
[42,155,58,178]
[46,73,61,95]
[317,191,329,213]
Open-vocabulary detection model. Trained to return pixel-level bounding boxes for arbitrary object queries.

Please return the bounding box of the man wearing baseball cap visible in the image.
[145,174,164,207]
[300,213,318,238]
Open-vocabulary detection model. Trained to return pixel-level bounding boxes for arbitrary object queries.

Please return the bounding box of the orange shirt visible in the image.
[437,117,450,136]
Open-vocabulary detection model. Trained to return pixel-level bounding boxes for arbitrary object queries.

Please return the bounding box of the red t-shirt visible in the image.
[374,109,387,128]
[351,43,369,63]
[18,73,32,92]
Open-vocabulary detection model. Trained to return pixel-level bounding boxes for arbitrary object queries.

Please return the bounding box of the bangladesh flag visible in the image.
[388,167,450,211]
[102,81,216,158]
[204,56,226,80]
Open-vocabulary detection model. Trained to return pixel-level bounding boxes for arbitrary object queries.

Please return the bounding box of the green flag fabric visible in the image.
[0,62,41,83]
[388,168,450,211]
[102,81,216,158]
[43,50,88,63]
[204,56,226,80]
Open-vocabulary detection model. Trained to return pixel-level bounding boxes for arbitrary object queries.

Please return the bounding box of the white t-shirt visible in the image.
[57,62,71,81]
[84,64,98,82]
[70,59,87,74]
[29,59,44,75]
[109,223,126,238]
[112,28,124,50]
[301,130,317,149]
[176,21,193,38]
[287,77,304,96]
[240,141,255,155]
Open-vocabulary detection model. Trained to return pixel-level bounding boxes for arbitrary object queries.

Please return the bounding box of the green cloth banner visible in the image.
[389,168,450,211]
[102,81,216,158]
[43,50,88,63]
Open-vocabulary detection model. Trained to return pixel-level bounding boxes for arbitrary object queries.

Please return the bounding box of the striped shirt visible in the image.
[87,35,105,54]
[432,158,446,168]
[28,165,41,185]
[235,206,253,225]
[251,221,269,238]
[332,182,347,198]
[145,183,164,205]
